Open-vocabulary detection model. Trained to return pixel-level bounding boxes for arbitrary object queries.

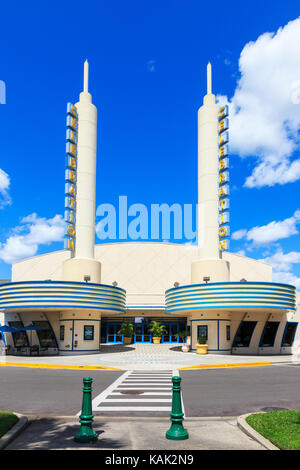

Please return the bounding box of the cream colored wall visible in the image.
[223,252,272,282]
[12,250,69,282]
[12,243,273,308]
[59,310,101,355]
[190,311,231,354]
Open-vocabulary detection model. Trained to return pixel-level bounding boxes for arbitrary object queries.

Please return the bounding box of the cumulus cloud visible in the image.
[0,168,11,208]
[260,248,300,290]
[0,213,65,264]
[272,270,300,290]
[232,229,247,240]
[232,210,300,245]
[261,248,300,272]
[217,17,300,188]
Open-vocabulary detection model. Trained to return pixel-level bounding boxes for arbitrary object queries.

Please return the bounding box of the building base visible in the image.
[191,258,230,283]
[62,257,101,283]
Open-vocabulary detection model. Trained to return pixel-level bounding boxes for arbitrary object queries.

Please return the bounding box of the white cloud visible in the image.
[262,249,300,290]
[0,168,11,208]
[232,210,300,246]
[232,229,247,240]
[272,270,300,290]
[261,248,300,272]
[0,213,65,264]
[217,17,300,188]
[259,248,300,290]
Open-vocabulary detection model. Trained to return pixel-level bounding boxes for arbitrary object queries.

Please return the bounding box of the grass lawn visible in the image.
[246,410,300,450]
[0,411,19,438]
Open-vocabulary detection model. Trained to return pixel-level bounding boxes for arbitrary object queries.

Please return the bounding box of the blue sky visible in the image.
[0,0,300,288]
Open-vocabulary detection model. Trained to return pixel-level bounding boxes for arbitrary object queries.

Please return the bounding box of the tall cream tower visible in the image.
[191,63,230,283]
[63,60,101,283]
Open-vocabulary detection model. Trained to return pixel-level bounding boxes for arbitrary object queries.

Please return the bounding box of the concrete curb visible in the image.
[0,413,29,450]
[237,413,279,450]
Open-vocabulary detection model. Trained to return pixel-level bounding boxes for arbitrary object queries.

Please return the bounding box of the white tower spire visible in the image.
[84,59,89,92]
[191,62,230,284]
[207,62,212,95]
[63,60,102,283]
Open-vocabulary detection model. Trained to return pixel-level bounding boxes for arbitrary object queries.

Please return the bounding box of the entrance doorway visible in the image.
[134,323,151,343]
[102,318,185,344]
[106,323,123,343]
[162,322,179,343]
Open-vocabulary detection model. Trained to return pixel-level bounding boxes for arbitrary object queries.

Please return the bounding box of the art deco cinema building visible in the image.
[0,62,299,355]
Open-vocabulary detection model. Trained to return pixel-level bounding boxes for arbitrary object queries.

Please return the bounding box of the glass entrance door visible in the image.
[106,323,123,343]
[134,323,151,343]
[162,322,179,343]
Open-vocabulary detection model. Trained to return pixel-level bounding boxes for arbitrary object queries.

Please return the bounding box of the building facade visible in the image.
[0,62,299,356]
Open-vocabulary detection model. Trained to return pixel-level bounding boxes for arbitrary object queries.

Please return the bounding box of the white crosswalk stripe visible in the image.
[89,369,180,415]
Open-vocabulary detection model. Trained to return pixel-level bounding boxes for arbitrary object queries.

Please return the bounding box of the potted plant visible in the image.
[117,322,134,344]
[196,335,208,354]
[149,321,166,344]
[175,331,190,352]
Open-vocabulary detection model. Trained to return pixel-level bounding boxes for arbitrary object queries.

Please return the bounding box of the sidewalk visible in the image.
[1,343,298,371]
[5,416,265,450]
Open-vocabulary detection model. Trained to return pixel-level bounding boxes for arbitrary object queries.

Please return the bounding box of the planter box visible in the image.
[153,337,161,344]
[196,344,208,354]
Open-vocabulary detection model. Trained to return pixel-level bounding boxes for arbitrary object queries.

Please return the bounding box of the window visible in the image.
[226,325,230,341]
[197,325,208,341]
[84,325,94,341]
[259,322,280,347]
[9,321,28,347]
[232,321,257,348]
[281,322,298,347]
[60,325,65,341]
[32,321,57,348]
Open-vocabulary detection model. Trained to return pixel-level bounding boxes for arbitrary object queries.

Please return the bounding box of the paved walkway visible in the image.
[5,416,265,450]
[0,343,298,370]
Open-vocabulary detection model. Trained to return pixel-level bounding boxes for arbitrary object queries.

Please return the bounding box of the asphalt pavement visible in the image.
[1,364,300,417]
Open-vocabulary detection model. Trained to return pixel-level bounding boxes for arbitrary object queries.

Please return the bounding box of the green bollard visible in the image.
[74,377,98,443]
[166,376,189,440]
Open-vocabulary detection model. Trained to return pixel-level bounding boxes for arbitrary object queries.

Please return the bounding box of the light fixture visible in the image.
[174,282,180,287]
[112,281,118,287]
[84,275,91,283]
[203,276,210,283]
[240,278,247,282]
